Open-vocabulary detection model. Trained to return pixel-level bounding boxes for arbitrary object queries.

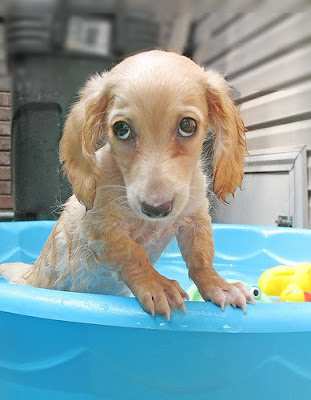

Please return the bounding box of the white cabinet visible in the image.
[212,145,309,228]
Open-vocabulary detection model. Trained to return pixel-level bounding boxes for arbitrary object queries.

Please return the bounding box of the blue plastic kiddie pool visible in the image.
[1,221,311,400]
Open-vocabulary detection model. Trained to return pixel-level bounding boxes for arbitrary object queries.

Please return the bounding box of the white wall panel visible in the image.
[231,44,311,100]
[210,12,311,77]
[240,81,311,128]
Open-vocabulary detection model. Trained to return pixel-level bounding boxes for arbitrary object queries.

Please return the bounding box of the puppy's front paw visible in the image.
[133,274,189,320]
[192,272,254,312]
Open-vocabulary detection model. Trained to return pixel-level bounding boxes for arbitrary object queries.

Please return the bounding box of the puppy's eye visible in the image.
[113,121,131,140]
[178,118,197,137]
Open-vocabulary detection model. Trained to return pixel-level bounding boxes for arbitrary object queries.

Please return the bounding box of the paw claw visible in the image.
[135,275,186,318]
[195,276,252,312]
[183,293,190,301]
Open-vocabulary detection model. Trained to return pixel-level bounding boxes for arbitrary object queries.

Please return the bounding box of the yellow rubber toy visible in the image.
[258,262,311,302]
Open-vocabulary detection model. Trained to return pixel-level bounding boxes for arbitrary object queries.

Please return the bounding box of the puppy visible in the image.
[0,50,253,319]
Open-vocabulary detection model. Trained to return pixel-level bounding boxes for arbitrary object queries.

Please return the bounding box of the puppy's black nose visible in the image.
[141,201,173,218]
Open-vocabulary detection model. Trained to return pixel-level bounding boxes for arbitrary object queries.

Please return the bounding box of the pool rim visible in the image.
[1,221,311,334]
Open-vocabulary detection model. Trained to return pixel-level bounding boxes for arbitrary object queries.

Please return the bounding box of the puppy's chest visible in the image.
[129,220,178,262]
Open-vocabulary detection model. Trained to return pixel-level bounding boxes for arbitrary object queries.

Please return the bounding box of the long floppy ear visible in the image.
[205,70,247,202]
[60,72,110,210]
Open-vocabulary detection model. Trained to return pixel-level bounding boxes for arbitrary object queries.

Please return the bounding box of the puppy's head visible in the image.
[60,50,246,218]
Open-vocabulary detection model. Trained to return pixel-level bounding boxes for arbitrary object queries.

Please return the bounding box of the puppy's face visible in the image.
[60,50,245,214]
[105,52,208,220]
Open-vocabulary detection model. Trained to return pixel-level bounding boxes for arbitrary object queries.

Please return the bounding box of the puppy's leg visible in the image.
[95,232,188,320]
[0,262,32,285]
[177,211,254,311]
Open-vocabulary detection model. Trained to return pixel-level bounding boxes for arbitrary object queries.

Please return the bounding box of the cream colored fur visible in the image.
[0,50,253,319]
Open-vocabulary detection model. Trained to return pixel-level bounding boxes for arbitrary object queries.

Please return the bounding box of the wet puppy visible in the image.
[0,50,253,319]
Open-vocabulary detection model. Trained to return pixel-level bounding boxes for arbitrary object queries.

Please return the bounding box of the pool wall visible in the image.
[1,221,311,399]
